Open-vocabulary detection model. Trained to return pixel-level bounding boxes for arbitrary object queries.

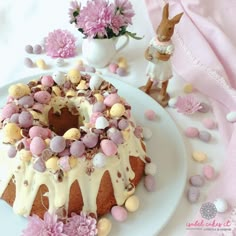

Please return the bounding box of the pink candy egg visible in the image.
[58,156,71,172]
[100,139,117,156]
[203,165,215,180]
[202,118,216,129]
[18,111,33,128]
[108,63,118,73]
[184,127,199,138]
[144,175,156,192]
[34,91,51,104]
[104,93,120,107]
[111,206,128,222]
[29,126,49,139]
[41,75,54,87]
[144,109,156,120]
[32,103,44,113]
[1,103,19,119]
[30,136,46,155]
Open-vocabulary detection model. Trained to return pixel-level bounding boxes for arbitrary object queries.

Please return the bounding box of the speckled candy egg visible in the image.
[63,128,81,140]
[45,156,60,171]
[67,69,81,84]
[34,91,51,104]
[93,152,107,168]
[110,103,125,118]
[3,123,22,143]
[58,156,71,172]
[92,102,106,113]
[29,126,50,139]
[1,103,19,120]
[100,139,117,156]
[111,206,128,222]
[41,75,54,87]
[8,83,30,99]
[52,71,66,85]
[144,175,156,192]
[125,195,140,212]
[104,93,120,107]
[108,63,118,73]
[97,218,112,236]
[30,137,46,155]
[89,74,103,90]
[95,116,109,129]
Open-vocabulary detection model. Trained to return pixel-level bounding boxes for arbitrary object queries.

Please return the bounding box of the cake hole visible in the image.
[48,107,80,136]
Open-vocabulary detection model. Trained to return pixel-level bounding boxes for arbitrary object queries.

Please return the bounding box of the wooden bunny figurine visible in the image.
[141,3,183,107]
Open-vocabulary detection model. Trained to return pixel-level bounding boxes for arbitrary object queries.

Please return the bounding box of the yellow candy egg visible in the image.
[19,150,32,162]
[77,80,87,90]
[94,93,104,102]
[3,123,22,143]
[63,128,81,140]
[36,59,47,69]
[125,195,140,212]
[192,151,208,162]
[46,156,59,171]
[183,83,193,93]
[69,156,78,168]
[118,56,127,63]
[110,103,125,118]
[68,69,81,84]
[8,83,30,98]
[118,61,128,69]
[97,218,112,236]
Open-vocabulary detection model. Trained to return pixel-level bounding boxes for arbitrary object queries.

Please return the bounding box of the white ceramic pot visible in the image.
[82,35,129,68]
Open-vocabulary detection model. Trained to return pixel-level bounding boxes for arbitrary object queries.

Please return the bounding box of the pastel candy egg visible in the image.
[41,75,54,87]
[70,141,85,157]
[33,158,46,172]
[32,103,44,113]
[184,127,199,138]
[24,57,34,68]
[8,83,30,98]
[202,118,216,129]
[118,60,128,69]
[104,93,120,107]
[46,156,59,171]
[89,75,103,90]
[100,139,117,156]
[145,163,157,176]
[97,218,112,236]
[125,195,140,212]
[8,146,17,158]
[18,111,33,128]
[93,152,107,168]
[226,111,236,122]
[55,58,65,67]
[187,186,200,203]
[52,71,66,85]
[34,91,51,104]
[3,123,22,143]
[93,102,106,113]
[111,206,128,222]
[29,126,49,139]
[144,175,156,192]
[214,198,228,213]
[63,128,81,140]
[82,133,99,148]
[142,127,152,140]
[116,67,127,76]
[10,113,20,124]
[107,127,123,144]
[25,45,33,53]
[108,63,118,73]
[183,83,193,93]
[18,96,34,108]
[144,109,156,120]
[203,164,215,180]
[189,175,205,187]
[30,137,46,155]
[58,156,71,172]
[36,59,47,69]
[68,69,81,84]
[58,148,70,157]
[94,93,104,102]
[199,130,211,142]
[69,156,78,168]
[1,103,19,119]
[192,151,207,162]
[77,80,87,90]
[19,149,32,162]
[95,116,109,129]
[50,136,66,153]
[33,44,42,54]
[168,97,178,108]
[110,103,125,118]
[90,112,103,125]
[118,118,129,130]
[198,102,210,113]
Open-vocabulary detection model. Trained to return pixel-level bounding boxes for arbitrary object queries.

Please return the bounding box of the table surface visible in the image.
[0,1,225,235]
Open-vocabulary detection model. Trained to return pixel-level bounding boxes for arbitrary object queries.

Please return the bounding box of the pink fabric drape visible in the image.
[145,0,236,235]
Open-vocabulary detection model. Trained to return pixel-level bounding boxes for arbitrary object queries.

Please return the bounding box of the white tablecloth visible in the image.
[0,1,225,235]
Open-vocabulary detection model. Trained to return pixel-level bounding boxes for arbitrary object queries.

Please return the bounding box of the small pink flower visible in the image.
[21,212,66,236]
[45,29,76,58]
[63,212,98,236]
[174,95,202,114]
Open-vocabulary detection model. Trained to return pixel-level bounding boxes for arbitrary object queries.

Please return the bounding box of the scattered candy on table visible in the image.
[192,151,208,162]
[198,130,211,142]
[184,127,199,138]
[203,164,216,180]
[202,117,217,129]
[24,58,34,68]
[36,59,47,69]
[144,109,156,120]
[187,186,200,203]
[111,206,128,222]
[33,44,43,54]
[144,174,156,192]
[108,57,128,76]
[189,175,205,187]
[214,198,229,213]
[226,111,236,122]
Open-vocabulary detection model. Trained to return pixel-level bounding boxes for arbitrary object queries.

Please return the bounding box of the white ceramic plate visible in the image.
[0,75,187,236]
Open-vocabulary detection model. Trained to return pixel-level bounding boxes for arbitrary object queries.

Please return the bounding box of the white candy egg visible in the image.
[52,71,66,85]
[226,111,236,123]
[93,153,107,168]
[214,198,229,213]
[142,127,152,140]
[89,74,103,90]
[168,97,178,108]
[95,116,109,129]
[145,163,157,176]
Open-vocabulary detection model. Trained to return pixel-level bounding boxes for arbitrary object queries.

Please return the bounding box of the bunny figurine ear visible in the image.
[162,3,169,20]
[171,12,184,24]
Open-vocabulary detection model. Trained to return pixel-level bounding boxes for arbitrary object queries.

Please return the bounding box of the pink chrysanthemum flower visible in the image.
[45,29,76,58]
[63,212,98,236]
[68,1,81,23]
[114,0,135,24]
[174,95,202,114]
[21,212,66,236]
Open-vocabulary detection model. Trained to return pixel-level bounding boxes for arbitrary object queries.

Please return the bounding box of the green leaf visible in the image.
[125,31,143,40]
